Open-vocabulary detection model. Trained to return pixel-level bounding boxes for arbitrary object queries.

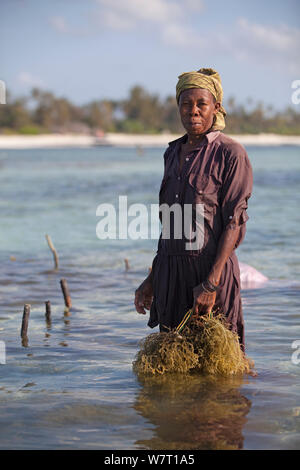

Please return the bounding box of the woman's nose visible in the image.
[189,103,199,115]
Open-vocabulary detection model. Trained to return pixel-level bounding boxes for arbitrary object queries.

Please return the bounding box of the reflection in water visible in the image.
[134,374,251,450]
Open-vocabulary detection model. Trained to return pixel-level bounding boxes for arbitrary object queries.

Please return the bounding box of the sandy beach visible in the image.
[0,132,300,149]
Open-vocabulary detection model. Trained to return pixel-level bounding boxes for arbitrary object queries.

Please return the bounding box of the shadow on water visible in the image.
[133,373,251,450]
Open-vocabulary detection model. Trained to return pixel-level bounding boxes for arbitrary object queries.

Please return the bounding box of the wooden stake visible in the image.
[60,279,72,309]
[45,300,51,323]
[45,234,59,270]
[21,304,30,339]
[124,258,130,271]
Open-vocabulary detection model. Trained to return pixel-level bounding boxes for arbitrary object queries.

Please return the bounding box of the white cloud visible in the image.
[184,0,204,12]
[235,18,300,74]
[100,9,134,31]
[95,0,203,46]
[17,72,45,88]
[96,0,181,26]
[237,18,300,53]
[47,4,299,76]
[49,16,70,33]
[162,23,195,47]
[48,0,205,47]
[49,15,92,37]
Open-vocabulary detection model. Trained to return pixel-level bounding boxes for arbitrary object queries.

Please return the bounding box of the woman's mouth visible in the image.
[188,121,202,126]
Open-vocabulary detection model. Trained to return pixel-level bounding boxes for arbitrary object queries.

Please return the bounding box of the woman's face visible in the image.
[178,88,220,137]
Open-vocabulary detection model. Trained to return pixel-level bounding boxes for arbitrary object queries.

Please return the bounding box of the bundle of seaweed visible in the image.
[133,311,253,376]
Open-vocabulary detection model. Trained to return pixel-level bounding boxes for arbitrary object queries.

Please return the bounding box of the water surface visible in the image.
[0,144,299,449]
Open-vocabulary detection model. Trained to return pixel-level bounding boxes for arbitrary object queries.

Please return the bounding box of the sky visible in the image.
[1,0,300,110]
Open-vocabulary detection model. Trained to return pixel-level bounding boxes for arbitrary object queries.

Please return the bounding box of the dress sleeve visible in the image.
[220,147,253,248]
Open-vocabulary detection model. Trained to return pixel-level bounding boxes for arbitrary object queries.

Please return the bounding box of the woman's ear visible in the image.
[214,101,221,114]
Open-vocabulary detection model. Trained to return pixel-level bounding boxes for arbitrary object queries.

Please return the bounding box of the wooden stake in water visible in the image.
[21,304,30,344]
[60,279,72,309]
[124,258,130,271]
[45,234,59,270]
[45,300,51,323]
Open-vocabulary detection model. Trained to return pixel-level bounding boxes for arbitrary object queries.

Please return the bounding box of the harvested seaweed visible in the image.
[133,311,253,376]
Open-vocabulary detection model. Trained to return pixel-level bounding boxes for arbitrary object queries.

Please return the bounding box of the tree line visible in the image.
[0,85,299,135]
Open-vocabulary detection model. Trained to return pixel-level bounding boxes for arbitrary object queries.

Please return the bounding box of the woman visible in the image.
[134,68,253,351]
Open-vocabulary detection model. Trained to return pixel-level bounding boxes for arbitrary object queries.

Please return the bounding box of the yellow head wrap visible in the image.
[176,67,226,131]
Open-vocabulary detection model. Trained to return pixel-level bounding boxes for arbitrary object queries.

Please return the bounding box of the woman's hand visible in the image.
[192,283,216,318]
[134,277,153,315]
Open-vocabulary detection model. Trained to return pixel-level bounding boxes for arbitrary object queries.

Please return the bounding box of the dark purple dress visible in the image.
[148,131,253,351]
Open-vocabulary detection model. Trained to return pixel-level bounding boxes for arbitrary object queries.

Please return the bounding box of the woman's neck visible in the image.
[182,133,205,151]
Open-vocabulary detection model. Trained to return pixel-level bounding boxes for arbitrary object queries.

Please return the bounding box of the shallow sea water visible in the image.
[0,143,299,450]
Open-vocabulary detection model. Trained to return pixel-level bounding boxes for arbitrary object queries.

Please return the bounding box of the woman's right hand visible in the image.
[134,276,153,315]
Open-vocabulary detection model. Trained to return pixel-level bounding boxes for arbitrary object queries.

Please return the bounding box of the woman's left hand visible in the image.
[192,284,216,318]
